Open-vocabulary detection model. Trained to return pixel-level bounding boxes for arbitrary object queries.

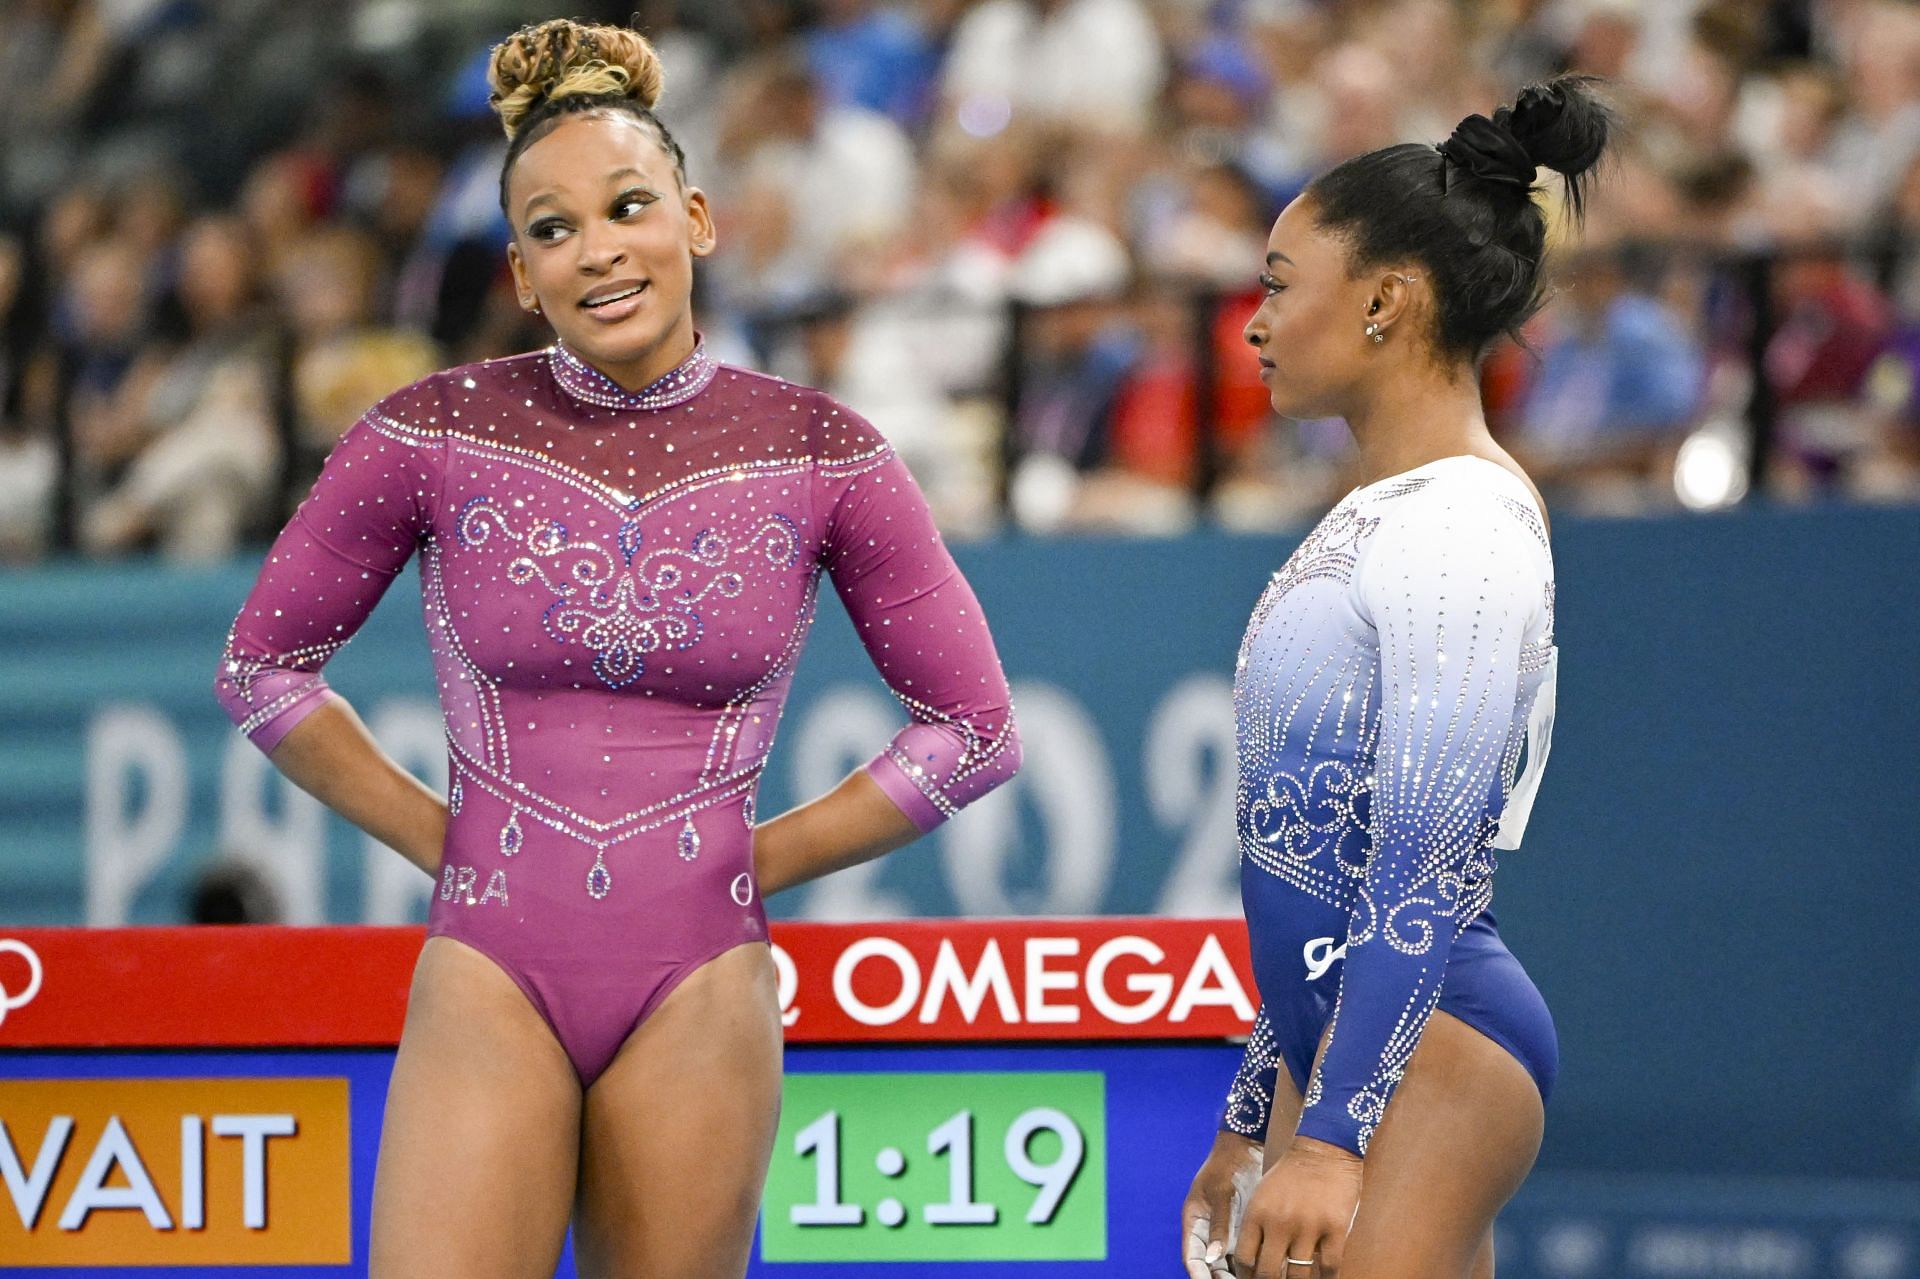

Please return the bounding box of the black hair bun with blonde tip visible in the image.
[488,18,665,141]
[489,19,688,213]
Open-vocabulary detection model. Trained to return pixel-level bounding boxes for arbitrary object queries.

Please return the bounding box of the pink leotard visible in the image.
[216,341,1020,1082]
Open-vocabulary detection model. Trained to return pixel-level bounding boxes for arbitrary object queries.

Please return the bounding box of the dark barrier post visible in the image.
[1869,225,1903,298]
[1742,250,1778,495]
[51,348,77,552]
[1191,288,1222,512]
[269,323,300,534]
[997,298,1029,523]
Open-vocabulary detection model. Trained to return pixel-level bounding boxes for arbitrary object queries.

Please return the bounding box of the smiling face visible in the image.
[505,111,715,390]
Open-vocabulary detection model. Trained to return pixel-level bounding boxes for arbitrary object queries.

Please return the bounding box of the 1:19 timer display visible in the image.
[760,1072,1107,1263]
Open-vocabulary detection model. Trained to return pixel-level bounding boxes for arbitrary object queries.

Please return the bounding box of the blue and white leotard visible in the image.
[1224,456,1560,1158]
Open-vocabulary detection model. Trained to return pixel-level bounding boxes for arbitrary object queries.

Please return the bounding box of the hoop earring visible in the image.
[1365,322,1384,344]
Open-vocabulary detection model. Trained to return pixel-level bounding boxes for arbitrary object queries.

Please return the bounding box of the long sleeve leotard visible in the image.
[1224,457,1559,1157]
[215,341,1020,1082]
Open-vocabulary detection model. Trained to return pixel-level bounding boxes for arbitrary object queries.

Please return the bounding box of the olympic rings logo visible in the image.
[0,938,44,1028]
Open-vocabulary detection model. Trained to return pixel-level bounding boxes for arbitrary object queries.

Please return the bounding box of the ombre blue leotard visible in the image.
[1222,456,1560,1157]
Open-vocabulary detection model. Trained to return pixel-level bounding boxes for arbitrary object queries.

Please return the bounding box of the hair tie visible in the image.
[1437,114,1535,194]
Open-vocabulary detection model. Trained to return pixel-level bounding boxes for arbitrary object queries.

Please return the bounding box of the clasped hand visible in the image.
[1183,1133,1362,1278]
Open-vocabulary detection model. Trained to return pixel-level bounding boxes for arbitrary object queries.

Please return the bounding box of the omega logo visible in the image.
[0,938,45,1027]
[730,873,755,906]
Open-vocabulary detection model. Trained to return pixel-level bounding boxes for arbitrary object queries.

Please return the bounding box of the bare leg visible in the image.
[369,937,582,1279]
[572,942,784,1279]
[1337,1012,1541,1277]
[1471,1230,1496,1279]
[1261,1012,1539,1279]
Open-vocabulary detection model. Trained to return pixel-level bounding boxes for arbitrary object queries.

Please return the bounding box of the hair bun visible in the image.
[1440,74,1614,219]
[1437,114,1535,193]
[1498,76,1611,181]
[488,19,665,140]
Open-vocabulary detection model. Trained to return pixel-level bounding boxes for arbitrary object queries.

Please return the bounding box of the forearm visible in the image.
[752,767,920,897]
[1222,1003,1281,1140]
[1299,909,1457,1156]
[267,697,447,876]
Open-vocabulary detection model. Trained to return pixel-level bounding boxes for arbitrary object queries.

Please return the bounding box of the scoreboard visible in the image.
[0,920,1252,1277]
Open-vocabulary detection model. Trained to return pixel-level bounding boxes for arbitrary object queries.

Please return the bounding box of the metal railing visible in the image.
[39,236,1917,552]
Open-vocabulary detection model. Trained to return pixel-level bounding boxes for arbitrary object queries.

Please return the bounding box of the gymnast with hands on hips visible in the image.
[1180,77,1612,1279]
[214,20,1019,1278]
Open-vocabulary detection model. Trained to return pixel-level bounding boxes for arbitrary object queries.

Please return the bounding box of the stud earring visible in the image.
[1365,322,1384,344]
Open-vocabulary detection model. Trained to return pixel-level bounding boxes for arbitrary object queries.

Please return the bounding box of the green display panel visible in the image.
[760,1071,1106,1262]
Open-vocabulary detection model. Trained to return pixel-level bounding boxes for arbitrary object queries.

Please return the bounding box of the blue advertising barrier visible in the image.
[2,506,1918,1219]
[2,1045,1913,1279]
[0,1042,1241,1279]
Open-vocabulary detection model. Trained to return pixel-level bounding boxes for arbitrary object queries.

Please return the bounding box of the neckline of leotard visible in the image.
[1341,454,1552,534]
[548,337,718,412]
[1354,453,1515,491]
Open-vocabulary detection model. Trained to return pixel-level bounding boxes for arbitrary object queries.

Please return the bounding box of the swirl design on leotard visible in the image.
[458,497,800,688]
[1243,759,1373,865]
[1221,1006,1284,1139]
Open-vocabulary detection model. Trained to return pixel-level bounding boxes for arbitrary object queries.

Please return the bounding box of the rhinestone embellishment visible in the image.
[742,793,756,829]
[678,816,701,861]
[449,777,463,816]
[586,851,613,900]
[500,811,522,857]
[549,339,717,411]
[455,498,801,691]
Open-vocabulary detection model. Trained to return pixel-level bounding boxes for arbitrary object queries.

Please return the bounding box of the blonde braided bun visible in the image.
[488,19,664,141]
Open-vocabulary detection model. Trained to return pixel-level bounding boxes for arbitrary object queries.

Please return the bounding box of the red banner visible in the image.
[0,920,1254,1049]
[0,927,419,1049]
[776,918,1254,1042]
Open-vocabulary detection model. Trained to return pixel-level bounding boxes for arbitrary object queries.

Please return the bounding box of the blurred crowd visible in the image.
[3,0,1920,560]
